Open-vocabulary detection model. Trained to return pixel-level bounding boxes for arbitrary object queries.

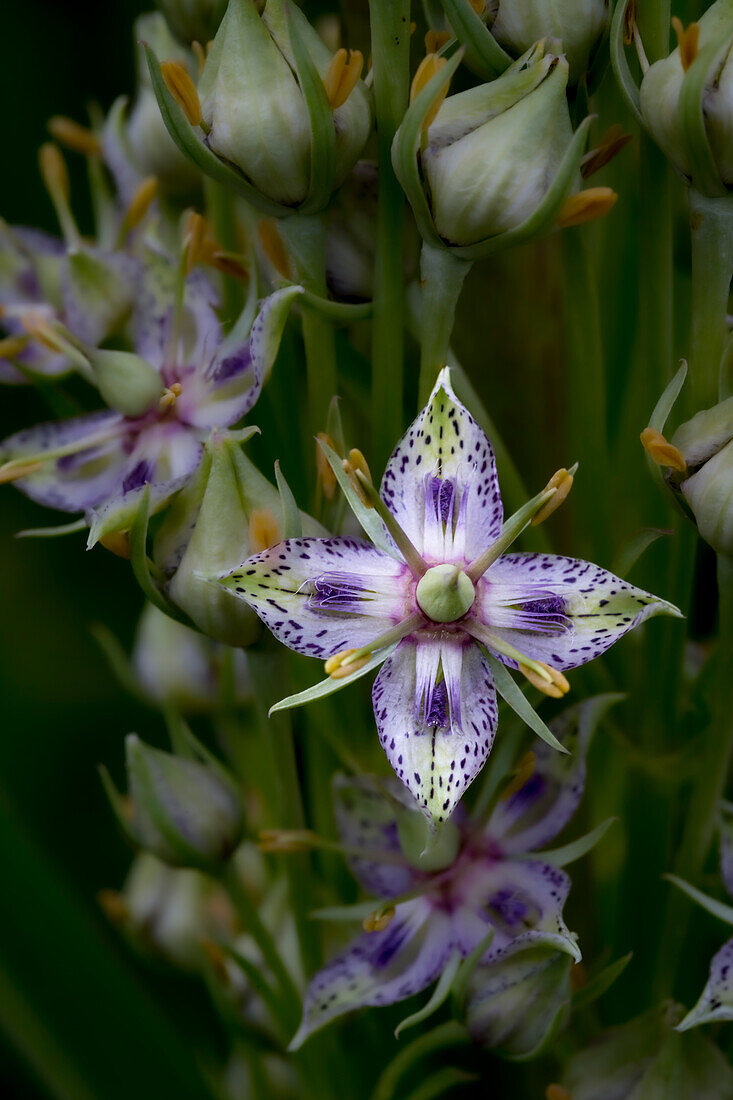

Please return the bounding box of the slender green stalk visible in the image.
[689,191,733,408]
[418,243,471,405]
[204,176,244,327]
[638,137,674,419]
[368,0,411,469]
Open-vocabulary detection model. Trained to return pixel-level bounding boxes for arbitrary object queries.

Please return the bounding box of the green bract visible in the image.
[667,397,733,557]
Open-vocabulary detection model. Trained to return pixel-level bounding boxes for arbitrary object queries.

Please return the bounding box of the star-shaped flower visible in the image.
[217,369,680,823]
[289,696,613,1049]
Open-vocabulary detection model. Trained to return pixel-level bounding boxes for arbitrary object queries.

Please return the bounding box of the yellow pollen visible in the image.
[99,530,132,559]
[323,48,364,109]
[47,116,101,157]
[348,448,372,486]
[672,16,699,71]
[249,508,281,553]
[258,220,292,280]
[97,889,129,925]
[532,468,574,526]
[39,142,70,203]
[546,1087,572,1100]
[342,457,373,508]
[123,176,159,233]
[521,661,571,699]
[556,187,618,228]
[159,382,183,412]
[640,427,687,472]
[0,459,43,485]
[410,54,450,132]
[424,30,452,53]
[500,751,536,801]
[161,60,202,127]
[324,648,370,679]
[258,829,315,853]
[363,905,396,933]
[316,432,338,500]
[581,124,633,179]
[0,334,30,359]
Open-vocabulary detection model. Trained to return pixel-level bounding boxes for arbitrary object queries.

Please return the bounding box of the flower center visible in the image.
[415,563,475,623]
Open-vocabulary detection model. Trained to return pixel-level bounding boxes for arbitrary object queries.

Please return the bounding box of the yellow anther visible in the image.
[316,432,338,501]
[410,54,450,132]
[672,16,699,71]
[468,0,485,11]
[546,1087,572,1100]
[0,459,43,485]
[158,382,183,412]
[532,468,574,526]
[38,142,70,203]
[258,220,292,280]
[0,335,30,359]
[21,312,63,352]
[581,124,633,179]
[500,751,536,801]
[248,508,281,553]
[203,248,249,282]
[99,530,132,559]
[623,0,636,46]
[123,176,159,233]
[348,448,372,486]
[161,60,202,127]
[556,187,618,228]
[363,905,396,933]
[342,457,373,508]
[324,648,371,679]
[323,48,364,110]
[640,427,687,472]
[521,661,571,699]
[425,30,452,53]
[258,829,316,853]
[48,115,101,157]
[97,889,129,925]
[183,210,208,272]
[192,39,213,77]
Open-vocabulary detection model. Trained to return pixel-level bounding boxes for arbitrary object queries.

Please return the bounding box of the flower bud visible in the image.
[486,0,610,81]
[86,349,162,417]
[132,603,251,712]
[155,0,227,44]
[420,50,573,246]
[640,0,733,192]
[198,0,370,208]
[669,397,733,556]
[123,733,245,870]
[463,945,571,1058]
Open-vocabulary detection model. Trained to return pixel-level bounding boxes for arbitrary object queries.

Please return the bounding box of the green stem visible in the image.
[561,225,609,556]
[656,554,733,996]
[638,137,674,422]
[368,0,411,469]
[418,243,471,405]
[204,177,244,328]
[689,190,733,408]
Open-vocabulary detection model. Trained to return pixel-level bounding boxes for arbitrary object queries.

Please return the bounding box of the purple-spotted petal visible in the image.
[333,775,417,899]
[133,246,219,370]
[476,552,681,671]
[217,537,410,659]
[380,368,503,561]
[678,938,733,1031]
[487,695,613,854]
[1,410,128,513]
[372,637,497,824]
[290,898,453,1049]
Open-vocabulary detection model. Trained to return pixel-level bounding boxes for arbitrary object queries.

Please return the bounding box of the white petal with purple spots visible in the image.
[678,938,733,1031]
[333,775,417,899]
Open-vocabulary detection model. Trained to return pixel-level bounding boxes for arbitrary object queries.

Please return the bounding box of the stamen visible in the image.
[248,508,281,553]
[99,530,132,559]
[0,459,43,485]
[259,829,318,853]
[520,661,570,699]
[354,470,429,579]
[467,484,558,581]
[21,313,90,373]
[348,448,372,486]
[47,116,100,156]
[324,648,371,679]
[410,54,450,132]
[192,40,213,77]
[581,124,633,179]
[672,16,699,71]
[623,0,635,45]
[323,48,364,109]
[556,188,618,228]
[468,0,485,11]
[161,61,202,127]
[258,220,292,280]
[158,382,183,412]
[425,30,452,53]
[38,142,79,245]
[343,457,372,506]
[182,211,208,274]
[640,427,686,472]
[0,335,30,359]
[500,751,536,801]
[363,905,396,933]
[316,432,338,500]
[323,613,424,680]
[531,466,576,526]
[121,176,159,235]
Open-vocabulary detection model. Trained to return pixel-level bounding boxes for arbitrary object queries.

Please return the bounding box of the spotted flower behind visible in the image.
[289,696,614,1049]
[216,368,680,824]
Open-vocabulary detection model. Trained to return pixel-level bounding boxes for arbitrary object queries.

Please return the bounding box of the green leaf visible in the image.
[533,818,617,867]
[395,952,462,1038]
[317,436,397,556]
[269,645,396,715]
[665,874,733,927]
[483,653,569,754]
[440,0,512,79]
[572,952,633,1010]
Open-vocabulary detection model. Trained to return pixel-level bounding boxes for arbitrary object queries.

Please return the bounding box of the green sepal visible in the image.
[483,652,569,754]
[143,43,290,218]
[99,765,137,846]
[678,41,730,198]
[571,952,633,1011]
[531,817,617,867]
[440,0,512,80]
[274,460,302,537]
[450,930,496,1011]
[268,644,397,715]
[283,3,336,215]
[665,874,733,927]
[130,485,196,627]
[394,952,462,1038]
[221,944,290,1038]
[317,436,398,557]
[610,0,644,128]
